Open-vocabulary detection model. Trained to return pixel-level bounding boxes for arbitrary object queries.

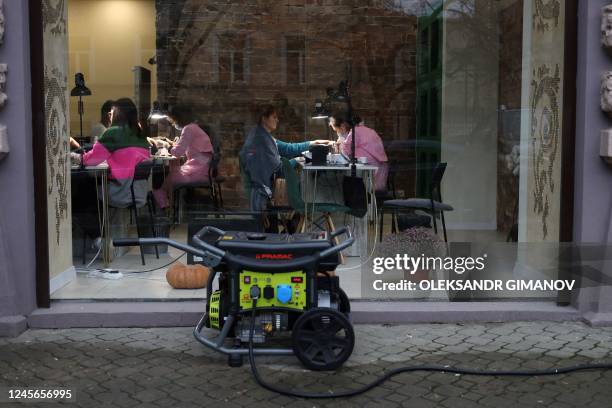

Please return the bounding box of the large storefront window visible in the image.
[43,0,572,301]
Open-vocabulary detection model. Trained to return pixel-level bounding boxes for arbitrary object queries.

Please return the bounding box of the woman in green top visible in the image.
[82,98,151,207]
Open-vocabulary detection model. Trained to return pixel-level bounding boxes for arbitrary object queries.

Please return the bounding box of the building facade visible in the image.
[2,0,612,335]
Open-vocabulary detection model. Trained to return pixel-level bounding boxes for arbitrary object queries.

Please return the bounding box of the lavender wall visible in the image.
[574,0,612,243]
[0,0,37,317]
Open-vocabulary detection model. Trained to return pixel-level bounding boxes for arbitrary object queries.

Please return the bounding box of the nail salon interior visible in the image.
[29,0,576,305]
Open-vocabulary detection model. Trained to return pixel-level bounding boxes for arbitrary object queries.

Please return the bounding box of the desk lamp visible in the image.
[148,100,168,121]
[70,72,91,141]
[312,80,356,167]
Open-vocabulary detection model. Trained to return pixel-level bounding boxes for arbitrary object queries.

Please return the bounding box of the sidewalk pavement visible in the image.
[1,321,612,407]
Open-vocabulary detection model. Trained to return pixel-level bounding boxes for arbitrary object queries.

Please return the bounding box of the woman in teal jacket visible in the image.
[239,105,331,211]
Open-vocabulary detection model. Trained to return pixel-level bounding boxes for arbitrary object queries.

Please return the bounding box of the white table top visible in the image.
[153,155,177,162]
[71,162,108,171]
[299,163,378,171]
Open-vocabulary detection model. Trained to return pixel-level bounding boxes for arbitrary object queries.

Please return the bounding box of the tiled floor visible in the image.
[52,217,528,301]
[52,222,366,300]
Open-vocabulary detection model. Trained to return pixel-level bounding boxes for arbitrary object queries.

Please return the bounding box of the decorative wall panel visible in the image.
[523,0,564,242]
[43,0,72,278]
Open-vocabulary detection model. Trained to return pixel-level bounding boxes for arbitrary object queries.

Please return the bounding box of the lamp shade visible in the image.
[311,99,330,119]
[70,73,91,96]
[148,101,167,121]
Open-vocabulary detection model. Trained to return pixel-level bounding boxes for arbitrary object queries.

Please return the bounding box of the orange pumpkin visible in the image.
[166,262,210,289]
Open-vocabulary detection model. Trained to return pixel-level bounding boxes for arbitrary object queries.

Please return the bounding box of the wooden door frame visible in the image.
[560,0,577,242]
[29,0,50,308]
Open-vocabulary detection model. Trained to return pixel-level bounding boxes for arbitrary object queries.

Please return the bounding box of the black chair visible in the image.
[172,132,224,223]
[380,162,453,242]
[129,160,159,265]
[375,161,398,204]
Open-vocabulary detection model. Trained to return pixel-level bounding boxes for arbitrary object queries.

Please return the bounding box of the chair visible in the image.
[172,132,224,222]
[281,158,350,234]
[129,160,160,265]
[380,162,453,242]
[375,160,398,204]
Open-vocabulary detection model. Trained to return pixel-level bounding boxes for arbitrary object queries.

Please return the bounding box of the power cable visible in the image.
[247,298,612,399]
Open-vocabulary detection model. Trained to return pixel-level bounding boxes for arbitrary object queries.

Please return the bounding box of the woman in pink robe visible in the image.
[330,113,389,191]
[153,105,214,209]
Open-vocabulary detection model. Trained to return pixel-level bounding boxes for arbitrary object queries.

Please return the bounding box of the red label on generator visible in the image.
[255,253,293,260]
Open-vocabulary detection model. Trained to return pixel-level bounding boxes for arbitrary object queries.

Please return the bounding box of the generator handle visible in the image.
[192,226,227,258]
[195,225,226,237]
[319,226,354,259]
[329,226,349,238]
[112,237,225,267]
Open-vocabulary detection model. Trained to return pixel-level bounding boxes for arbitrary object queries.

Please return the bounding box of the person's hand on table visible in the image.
[70,151,83,167]
[310,139,334,146]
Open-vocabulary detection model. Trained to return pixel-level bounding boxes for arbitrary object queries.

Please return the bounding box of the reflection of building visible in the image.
[155,0,419,204]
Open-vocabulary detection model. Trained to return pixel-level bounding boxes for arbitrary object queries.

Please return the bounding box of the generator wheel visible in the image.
[292,308,354,371]
[335,288,350,315]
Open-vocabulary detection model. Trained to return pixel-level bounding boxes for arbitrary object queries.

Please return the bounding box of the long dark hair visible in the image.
[111,98,142,137]
[331,111,362,128]
[168,104,195,128]
[100,99,114,126]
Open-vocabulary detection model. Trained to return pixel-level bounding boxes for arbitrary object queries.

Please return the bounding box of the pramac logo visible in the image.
[256,253,293,260]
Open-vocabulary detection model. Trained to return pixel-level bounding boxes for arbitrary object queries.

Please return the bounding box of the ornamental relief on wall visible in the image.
[43,0,70,247]
[533,0,560,32]
[43,0,66,36]
[44,66,69,244]
[530,64,561,240]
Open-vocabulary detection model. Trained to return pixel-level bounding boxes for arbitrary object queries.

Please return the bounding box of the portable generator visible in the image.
[114,225,355,371]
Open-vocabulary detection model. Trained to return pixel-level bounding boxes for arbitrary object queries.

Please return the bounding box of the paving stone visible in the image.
[1,322,612,407]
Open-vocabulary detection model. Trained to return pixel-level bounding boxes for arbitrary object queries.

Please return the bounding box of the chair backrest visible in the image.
[239,157,251,197]
[199,122,222,180]
[208,150,221,180]
[430,162,447,201]
[386,159,398,199]
[128,160,155,209]
[133,160,155,181]
[281,158,305,211]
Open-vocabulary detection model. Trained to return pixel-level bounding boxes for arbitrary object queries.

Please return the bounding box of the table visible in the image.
[299,163,378,257]
[71,162,110,266]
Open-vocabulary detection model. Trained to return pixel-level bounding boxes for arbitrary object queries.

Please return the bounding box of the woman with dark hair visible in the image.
[152,104,214,209]
[91,99,114,142]
[82,98,151,207]
[329,112,388,191]
[239,104,331,211]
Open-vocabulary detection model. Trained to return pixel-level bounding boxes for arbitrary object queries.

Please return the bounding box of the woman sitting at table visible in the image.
[329,112,389,192]
[239,104,332,212]
[152,104,214,209]
[82,98,150,208]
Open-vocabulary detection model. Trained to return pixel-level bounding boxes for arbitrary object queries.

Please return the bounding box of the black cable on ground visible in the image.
[122,252,186,274]
[247,299,612,399]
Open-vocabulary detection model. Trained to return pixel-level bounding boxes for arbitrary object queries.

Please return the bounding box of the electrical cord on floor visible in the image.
[247,298,612,399]
[121,252,186,274]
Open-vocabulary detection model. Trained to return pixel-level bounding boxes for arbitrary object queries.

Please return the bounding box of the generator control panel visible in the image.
[239,270,307,311]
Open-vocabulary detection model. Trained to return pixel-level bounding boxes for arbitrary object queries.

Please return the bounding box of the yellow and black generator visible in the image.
[114,225,354,371]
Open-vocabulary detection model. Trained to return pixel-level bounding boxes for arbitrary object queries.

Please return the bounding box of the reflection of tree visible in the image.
[305,8,417,130]
[157,0,226,105]
[442,0,501,142]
